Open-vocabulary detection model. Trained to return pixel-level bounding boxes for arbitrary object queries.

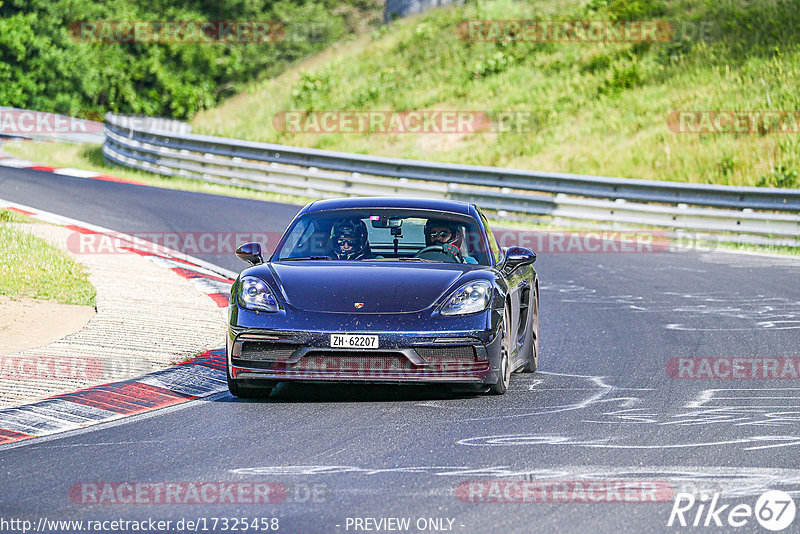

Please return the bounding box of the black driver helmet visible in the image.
[330,218,369,259]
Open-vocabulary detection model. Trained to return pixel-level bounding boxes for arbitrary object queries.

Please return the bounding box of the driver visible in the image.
[330,218,373,260]
[424,219,477,264]
[425,220,462,249]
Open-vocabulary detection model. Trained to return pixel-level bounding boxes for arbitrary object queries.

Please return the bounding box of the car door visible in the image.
[479,210,530,369]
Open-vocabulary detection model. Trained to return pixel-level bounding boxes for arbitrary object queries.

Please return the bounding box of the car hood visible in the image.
[267,261,474,314]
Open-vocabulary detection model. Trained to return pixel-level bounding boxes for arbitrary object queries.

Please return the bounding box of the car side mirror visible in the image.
[236,242,263,266]
[503,246,536,270]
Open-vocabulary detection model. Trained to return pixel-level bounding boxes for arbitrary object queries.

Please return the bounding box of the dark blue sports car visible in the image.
[226,197,539,396]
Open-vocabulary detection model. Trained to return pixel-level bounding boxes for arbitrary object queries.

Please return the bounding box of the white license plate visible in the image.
[330,334,379,349]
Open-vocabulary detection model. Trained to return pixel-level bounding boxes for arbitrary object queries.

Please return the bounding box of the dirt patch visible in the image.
[0,295,95,356]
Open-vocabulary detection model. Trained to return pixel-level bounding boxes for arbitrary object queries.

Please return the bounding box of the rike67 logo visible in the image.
[668,490,796,531]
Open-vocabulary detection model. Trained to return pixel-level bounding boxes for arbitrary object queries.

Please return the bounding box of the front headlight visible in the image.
[440,280,492,316]
[238,276,279,312]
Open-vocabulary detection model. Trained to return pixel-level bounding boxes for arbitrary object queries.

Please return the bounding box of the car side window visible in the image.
[480,212,503,265]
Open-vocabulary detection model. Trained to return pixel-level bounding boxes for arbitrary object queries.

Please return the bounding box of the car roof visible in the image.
[303,197,474,215]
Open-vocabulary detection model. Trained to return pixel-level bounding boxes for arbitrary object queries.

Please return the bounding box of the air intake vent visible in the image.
[240,342,298,361]
[416,346,477,362]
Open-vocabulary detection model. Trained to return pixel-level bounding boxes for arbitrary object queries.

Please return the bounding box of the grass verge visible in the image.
[0,209,97,306]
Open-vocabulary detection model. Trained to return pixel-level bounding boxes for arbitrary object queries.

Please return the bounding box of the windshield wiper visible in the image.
[279,256,331,261]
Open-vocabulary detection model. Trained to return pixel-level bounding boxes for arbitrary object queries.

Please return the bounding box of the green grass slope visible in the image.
[0,210,96,306]
[193,0,800,187]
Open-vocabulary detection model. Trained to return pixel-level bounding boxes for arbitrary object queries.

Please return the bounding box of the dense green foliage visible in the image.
[0,0,380,118]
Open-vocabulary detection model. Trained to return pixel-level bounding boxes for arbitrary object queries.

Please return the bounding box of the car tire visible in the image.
[489,307,512,395]
[521,281,539,373]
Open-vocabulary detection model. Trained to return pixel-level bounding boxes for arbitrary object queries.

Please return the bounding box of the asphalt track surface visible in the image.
[2,167,800,533]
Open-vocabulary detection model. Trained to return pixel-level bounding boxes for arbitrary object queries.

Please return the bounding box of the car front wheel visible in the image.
[489,307,512,395]
[521,282,539,373]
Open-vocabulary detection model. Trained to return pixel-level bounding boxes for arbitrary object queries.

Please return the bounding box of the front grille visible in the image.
[416,346,477,362]
[239,342,298,361]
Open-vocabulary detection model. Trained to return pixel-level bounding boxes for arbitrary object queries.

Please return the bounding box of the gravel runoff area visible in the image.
[0,222,228,408]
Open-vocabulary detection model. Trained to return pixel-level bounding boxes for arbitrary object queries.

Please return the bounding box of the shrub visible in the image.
[0,0,369,119]
[757,164,799,188]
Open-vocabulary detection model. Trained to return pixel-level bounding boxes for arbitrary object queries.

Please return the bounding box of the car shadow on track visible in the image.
[222,382,487,403]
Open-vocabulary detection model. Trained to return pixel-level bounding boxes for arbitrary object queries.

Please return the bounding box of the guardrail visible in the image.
[103,113,800,246]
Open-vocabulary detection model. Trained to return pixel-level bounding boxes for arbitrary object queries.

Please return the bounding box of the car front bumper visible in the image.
[227,327,502,386]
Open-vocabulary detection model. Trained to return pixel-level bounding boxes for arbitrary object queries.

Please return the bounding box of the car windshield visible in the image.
[273,209,490,265]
